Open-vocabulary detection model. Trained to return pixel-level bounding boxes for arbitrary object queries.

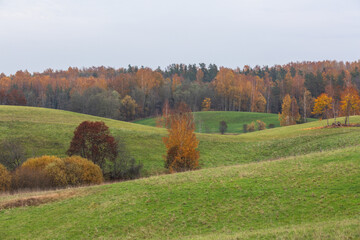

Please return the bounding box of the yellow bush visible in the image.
[0,164,11,191]
[45,159,68,187]
[63,156,103,185]
[256,120,266,130]
[13,155,103,189]
[22,156,61,171]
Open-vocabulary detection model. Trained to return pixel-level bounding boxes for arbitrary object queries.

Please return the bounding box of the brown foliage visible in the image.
[0,163,11,192]
[12,167,50,190]
[11,156,103,191]
[163,102,199,173]
[256,120,266,130]
[66,121,118,169]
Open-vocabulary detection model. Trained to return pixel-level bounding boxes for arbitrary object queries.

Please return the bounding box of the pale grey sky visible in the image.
[0,0,359,74]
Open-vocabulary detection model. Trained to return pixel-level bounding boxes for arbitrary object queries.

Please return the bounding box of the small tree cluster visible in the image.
[279,94,300,126]
[67,121,142,180]
[163,102,200,173]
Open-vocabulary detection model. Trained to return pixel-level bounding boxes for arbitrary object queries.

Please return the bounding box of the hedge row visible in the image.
[0,156,103,191]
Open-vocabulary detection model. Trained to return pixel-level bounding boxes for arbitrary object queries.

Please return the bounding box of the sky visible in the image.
[0,0,359,74]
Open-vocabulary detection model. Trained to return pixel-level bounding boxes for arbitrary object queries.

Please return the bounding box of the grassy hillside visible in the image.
[134,111,316,133]
[1,146,359,239]
[0,106,360,176]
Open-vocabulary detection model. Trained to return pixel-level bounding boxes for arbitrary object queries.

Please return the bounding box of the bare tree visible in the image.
[0,139,26,170]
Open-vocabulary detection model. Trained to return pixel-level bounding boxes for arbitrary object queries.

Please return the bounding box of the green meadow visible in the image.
[134,111,308,133]
[1,146,359,239]
[0,106,358,175]
[0,106,359,239]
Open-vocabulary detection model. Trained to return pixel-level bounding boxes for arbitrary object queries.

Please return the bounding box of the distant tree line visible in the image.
[0,61,359,121]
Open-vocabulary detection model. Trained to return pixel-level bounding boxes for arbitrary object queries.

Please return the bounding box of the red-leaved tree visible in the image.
[66,121,117,170]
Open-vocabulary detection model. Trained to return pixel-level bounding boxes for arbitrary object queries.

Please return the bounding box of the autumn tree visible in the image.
[340,87,360,125]
[312,93,333,126]
[279,94,300,126]
[300,89,313,123]
[163,102,199,173]
[121,95,138,121]
[66,121,118,170]
[201,98,211,111]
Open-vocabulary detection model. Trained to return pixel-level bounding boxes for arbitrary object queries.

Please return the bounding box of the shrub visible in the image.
[247,122,256,132]
[219,121,228,134]
[243,124,248,133]
[12,156,60,190]
[12,156,103,190]
[256,120,266,130]
[63,156,103,185]
[12,167,50,190]
[45,159,68,187]
[21,156,60,171]
[0,163,11,191]
[106,140,142,180]
[268,123,275,128]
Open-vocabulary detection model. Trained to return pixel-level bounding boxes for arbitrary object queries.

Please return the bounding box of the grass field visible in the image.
[133,111,317,134]
[0,106,359,176]
[1,146,359,239]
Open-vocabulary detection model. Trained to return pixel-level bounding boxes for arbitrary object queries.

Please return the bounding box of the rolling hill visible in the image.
[1,145,359,239]
[0,106,359,176]
[133,111,316,134]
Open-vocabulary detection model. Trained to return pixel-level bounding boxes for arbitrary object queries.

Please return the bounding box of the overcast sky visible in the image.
[0,0,359,74]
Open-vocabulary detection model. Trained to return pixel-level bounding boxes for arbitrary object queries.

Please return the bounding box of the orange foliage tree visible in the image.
[340,87,360,125]
[162,102,199,173]
[312,93,333,126]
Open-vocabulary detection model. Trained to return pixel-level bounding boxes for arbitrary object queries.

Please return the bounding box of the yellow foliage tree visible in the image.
[312,93,333,126]
[163,102,199,173]
[201,98,211,111]
[340,87,360,125]
[279,94,300,126]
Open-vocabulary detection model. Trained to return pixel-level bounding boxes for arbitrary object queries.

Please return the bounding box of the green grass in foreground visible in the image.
[134,111,298,133]
[1,146,359,239]
[0,106,359,176]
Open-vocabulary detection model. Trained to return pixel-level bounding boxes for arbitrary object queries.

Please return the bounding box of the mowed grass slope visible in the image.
[134,111,316,133]
[1,146,359,239]
[0,106,360,175]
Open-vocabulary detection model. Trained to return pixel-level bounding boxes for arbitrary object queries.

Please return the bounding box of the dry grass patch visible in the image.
[0,186,94,210]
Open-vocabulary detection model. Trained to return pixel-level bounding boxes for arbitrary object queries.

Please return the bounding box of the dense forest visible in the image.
[0,60,359,121]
